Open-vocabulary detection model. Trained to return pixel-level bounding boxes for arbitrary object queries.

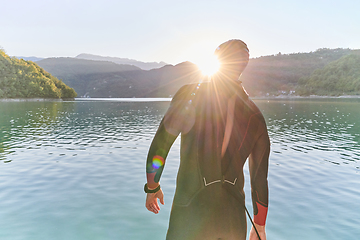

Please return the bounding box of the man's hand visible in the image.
[145,188,164,214]
[249,222,266,240]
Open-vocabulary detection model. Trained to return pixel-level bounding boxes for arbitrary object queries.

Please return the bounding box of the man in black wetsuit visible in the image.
[144,40,269,240]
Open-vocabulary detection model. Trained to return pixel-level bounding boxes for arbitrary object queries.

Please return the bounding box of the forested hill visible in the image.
[0,50,77,99]
[240,48,356,96]
[296,52,360,95]
[37,48,360,98]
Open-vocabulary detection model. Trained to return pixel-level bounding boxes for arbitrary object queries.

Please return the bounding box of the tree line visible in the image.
[296,53,360,96]
[25,47,360,98]
[0,49,77,99]
[240,48,358,96]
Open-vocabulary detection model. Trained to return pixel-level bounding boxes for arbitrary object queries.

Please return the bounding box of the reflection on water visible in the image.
[0,102,74,161]
[0,98,359,240]
[0,101,169,163]
[253,98,360,240]
[257,98,360,165]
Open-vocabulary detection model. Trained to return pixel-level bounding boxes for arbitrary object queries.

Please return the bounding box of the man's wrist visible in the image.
[144,183,161,193]
[253,222,266,230]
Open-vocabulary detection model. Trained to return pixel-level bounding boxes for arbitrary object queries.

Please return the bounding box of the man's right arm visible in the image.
[249,223,266,240]
[248,129,270,233]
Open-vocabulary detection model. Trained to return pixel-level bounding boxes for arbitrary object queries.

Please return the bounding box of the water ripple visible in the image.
[1,99,360,240]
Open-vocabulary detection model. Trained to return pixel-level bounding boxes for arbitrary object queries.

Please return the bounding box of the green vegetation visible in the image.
[31,48,360,98]
[0,50,77,99]
[241,48,355,96]
[296,53,360,96]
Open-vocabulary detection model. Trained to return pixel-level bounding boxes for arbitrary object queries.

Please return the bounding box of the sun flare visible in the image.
[196,55,220,76]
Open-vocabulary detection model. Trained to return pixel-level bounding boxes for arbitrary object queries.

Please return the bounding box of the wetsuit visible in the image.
[146,80,270,240]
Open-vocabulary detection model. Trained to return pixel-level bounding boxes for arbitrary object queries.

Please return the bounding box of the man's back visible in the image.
[160,80,269,239]
[145,40,269,240]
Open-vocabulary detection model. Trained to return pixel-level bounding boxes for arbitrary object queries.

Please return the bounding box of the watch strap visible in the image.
[144,183,161,193]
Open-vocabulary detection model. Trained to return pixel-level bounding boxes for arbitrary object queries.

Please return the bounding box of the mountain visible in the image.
[103,61,201,98]
[0,50,76,99]
[15,56,44,62]
[35,48,360,98]
[76,53,167,70]
[38,57,201,97]
[37,57,143,97]
[37,57,140,76]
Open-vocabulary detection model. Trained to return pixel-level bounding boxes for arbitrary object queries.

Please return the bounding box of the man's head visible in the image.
[214,39,249,80]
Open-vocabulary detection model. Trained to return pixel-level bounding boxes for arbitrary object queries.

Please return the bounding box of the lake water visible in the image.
[0,98,359,240]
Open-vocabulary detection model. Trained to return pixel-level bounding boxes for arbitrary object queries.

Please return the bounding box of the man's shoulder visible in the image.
[241,97,267,124]
[172,82,209,101]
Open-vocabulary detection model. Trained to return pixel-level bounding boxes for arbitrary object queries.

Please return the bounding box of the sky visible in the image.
[1,0,360,65]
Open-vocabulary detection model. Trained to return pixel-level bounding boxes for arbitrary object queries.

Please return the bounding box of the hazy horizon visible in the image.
[2,0,360,65]
[10,47,360,67]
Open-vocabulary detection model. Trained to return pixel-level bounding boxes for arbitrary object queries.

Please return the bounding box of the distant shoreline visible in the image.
[0,97,171,102]
[74,97,172,102]
[0,98,74,102]
[252,95,360,99]
[1,95,360,102]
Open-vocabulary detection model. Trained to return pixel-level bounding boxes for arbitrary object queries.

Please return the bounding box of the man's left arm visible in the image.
[145,85,192,213]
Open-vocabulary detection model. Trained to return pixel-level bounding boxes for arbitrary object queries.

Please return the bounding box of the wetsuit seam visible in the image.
[238,111,262,151]
[203,177,237,186]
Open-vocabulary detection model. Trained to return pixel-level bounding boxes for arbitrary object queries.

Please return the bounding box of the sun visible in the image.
[196,54,220,76]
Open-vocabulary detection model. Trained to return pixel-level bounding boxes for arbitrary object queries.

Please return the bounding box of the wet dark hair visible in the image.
[214,39,249,62]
